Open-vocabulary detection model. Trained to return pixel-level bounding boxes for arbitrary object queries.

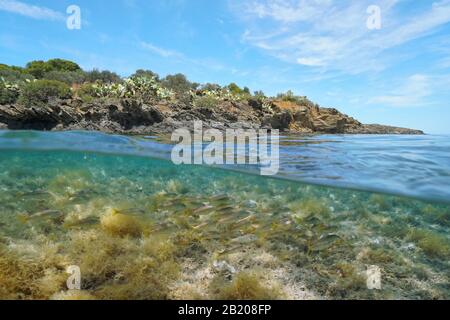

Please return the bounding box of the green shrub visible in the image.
[18,80,72,107]
[227,83,252,100]
[200,83,222,92]
[162,73,198,95]
[43,70,86,85]
[0,64,34,82]
[0,64,22,72]
[132,69,160,81]
[0,79,20,104]
[228,83,243,95]
[84,69,121,83]
[46,59,81,72]
[24,61,53,79]
[276,90,316,107]
[253,90,266,99]
[25,59,81,79]
[193,95,220,109]
[0,87,18,104]
[277,90,297,102]
[0,69,33,82]
[76,83,98,102]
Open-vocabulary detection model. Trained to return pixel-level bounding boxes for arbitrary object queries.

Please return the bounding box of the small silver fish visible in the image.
[19,190,55,198]
[193,205,214,214]
[18,210,64,224]
[64,216,100,228]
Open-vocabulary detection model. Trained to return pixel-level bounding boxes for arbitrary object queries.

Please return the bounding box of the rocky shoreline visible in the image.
[0,98,424,135]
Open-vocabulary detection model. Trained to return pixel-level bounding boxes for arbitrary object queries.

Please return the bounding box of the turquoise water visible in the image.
[0,130,449,300]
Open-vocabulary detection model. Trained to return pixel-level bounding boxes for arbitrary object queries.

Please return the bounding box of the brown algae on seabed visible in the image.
[0,150,449,300]
[100,209,143,238]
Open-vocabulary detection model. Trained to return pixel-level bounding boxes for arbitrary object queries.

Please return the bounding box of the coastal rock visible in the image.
[108,99,164,129]
[0,101,79,130]
[262,110,294,131]
[355,124,424,135]
[0,98,424,135]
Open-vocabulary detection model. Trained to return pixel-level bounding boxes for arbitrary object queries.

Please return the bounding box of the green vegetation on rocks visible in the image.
[0,78,21,104]
[84,69,122,84]
[0,58,267,108]
[18,80,72,107]
[0,58,425,135]
[25,59,81,79]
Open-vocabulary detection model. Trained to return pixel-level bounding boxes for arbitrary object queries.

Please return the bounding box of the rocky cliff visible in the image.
[0,98,424,135]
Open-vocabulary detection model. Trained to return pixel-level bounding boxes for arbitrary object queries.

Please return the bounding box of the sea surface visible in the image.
[0,130,449,300]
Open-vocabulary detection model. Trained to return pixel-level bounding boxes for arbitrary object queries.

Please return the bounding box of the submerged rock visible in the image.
[212,260,237,274]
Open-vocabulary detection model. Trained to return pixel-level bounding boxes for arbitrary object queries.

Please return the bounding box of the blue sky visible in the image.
[1,0,450,133]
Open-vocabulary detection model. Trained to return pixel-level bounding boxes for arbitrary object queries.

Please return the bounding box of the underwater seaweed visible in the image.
[361,248,395,264]
[211,271,284,300]
[51,290,96,300]
[67,230,180,300]
[0,150,449,300]
[369,195,391,211]
[407,229,450,259]
[100,209,143,238]
[328,262,367,298]
[422,205,450,227]
[0,244,66,300]
[290,198,331,223]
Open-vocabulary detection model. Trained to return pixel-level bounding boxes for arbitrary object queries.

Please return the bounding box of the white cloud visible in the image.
[247,0,330,23]
[140,41,183,58]
[139,41,229,73]
[0,0,64,21]
[369,74,432,107]
[375,0,450,49]
[297,57,325,66]
[233,0,450,74]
